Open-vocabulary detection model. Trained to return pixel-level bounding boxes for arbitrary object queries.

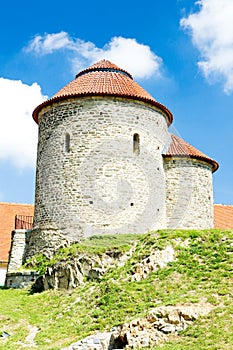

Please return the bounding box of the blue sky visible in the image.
[0,0,232,205]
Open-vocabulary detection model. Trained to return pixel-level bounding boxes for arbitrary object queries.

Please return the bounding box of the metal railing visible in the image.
[15,215,34,230]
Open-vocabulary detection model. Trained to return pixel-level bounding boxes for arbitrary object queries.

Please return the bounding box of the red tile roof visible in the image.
[33,60,173,125]
[0,203,34,263]
[163,134,219,172]
[77,60,133,79]
[214,204,233,229]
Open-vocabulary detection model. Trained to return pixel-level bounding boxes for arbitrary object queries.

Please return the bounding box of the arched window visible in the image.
[65,133,70,153]
[133,133,140,155]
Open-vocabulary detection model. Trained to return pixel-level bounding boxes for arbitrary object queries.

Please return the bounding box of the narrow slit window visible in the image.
[65,133,70,153]
[133,133,140,155]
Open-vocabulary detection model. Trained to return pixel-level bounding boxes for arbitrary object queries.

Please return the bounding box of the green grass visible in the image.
[25,233,145,274]
[0,229,233,349]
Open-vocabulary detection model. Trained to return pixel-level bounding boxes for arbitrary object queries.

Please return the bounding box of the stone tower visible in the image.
[25,59,218,258]
[163,134,218,229]
[28,60,173,256]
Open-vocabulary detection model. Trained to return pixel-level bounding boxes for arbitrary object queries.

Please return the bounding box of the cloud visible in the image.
[1,34,160,169]
[25,33,162,80]
[181,0,233,93]
[25,31,74,54]
[0,78,47,168]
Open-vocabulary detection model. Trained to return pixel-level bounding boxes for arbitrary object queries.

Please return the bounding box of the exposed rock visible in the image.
[63,302,214,349]
[62,332,112,350]
[131,246,175,281]
[32,248,133,292]
[31,244,175,291]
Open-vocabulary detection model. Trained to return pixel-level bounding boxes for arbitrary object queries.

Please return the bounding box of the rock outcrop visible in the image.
[32,245,175,292]
[63,302,214,349]
[131,245,175,281]
[32,248,133,291]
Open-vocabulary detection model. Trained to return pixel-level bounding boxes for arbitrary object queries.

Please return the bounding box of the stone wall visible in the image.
[5,230,39,288]
[164,157,214,229]
[33,97,169,252]
[25,227,72,260]
[7,230,30,272]
[5,271,39,289]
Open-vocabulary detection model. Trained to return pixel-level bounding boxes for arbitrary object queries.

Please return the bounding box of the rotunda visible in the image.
[26,59,218,257]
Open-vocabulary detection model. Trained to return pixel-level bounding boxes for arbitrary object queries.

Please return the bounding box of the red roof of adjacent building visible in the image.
[214,204,233,229]
[33,59,173,125]
[0,203,34,263]
[163,134,219,173]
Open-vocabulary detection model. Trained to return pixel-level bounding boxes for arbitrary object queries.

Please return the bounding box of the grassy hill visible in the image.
[0,229,233,349]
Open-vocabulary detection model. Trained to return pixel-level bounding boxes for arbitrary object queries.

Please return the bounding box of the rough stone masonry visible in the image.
[22,59,218,258]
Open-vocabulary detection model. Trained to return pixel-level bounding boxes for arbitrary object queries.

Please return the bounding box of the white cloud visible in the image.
[0,78,47,168]
[25,33,162,80]
[26,31,74,54]
[75,36,161,80]
[2,34,160,169]
[181,0,233,93]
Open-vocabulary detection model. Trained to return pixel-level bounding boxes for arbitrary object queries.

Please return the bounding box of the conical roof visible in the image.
[33,60,173,124]
[163,134,219,172]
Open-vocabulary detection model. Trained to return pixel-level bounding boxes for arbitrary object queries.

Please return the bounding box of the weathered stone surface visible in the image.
[164,158,214,229]
[31,244,175,291]
[32,248,133,292]
[131,246,175,281]
[7,230,29,272]
[5,271,39,289]
[62,332,112,350]
[32,96,169,256]
[25,227,73,260]
[13,93,215,263]
[63,302,214,349]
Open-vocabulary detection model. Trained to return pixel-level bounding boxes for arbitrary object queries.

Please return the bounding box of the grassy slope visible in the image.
[0,229,233,350]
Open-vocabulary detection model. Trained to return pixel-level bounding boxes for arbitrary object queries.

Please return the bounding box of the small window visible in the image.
[133,133,140,155]
[65,133,70,153]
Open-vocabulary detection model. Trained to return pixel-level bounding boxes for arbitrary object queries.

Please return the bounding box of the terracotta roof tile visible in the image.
[76,60,133,79]
[33,60,173,125]
[214,204,233,229]
[0,203,34,263]
[163,134,219,172]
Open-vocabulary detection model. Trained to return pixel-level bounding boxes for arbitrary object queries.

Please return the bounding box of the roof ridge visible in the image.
[76,59,133,80]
